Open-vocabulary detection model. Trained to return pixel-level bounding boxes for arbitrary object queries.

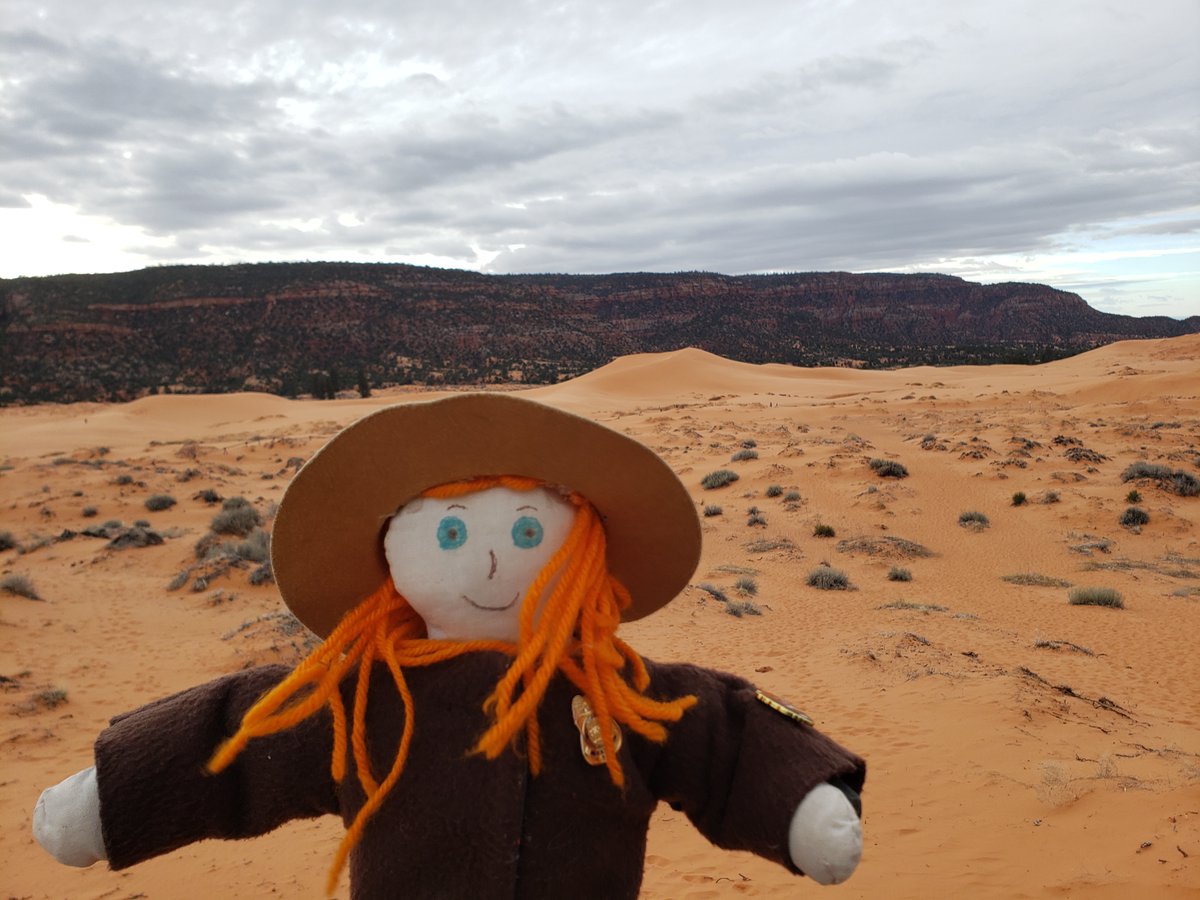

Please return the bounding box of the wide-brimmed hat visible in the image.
[272,393,702,637]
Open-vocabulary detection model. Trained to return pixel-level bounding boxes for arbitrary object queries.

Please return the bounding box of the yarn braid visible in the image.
[207,475,696,894]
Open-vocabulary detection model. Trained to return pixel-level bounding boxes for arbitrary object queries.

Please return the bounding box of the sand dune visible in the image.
[2,337,1198,898]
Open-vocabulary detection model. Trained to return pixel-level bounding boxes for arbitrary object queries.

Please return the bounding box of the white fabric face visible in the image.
[384,486,575,641]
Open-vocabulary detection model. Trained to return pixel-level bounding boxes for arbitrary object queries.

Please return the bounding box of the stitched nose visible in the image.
[488,550,497,580]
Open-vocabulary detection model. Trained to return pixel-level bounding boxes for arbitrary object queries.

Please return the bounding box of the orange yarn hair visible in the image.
[207,475,696,894]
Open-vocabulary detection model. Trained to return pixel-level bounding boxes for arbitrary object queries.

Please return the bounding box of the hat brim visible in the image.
[272,393,702,638]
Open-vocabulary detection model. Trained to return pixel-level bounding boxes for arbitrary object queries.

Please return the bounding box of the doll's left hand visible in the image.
[787,781,862,884]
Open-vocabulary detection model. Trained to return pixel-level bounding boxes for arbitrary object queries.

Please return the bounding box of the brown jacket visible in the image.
[95,652,865,898]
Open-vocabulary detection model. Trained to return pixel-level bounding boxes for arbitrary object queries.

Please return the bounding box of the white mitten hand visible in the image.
[33,766,107,867]
[787,782,862,885]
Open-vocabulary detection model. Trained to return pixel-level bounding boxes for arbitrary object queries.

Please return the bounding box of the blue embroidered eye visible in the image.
[437,516,468,550]
[512,516,543,549]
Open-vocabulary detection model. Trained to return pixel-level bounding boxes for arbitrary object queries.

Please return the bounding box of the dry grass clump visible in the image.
[1,573,41,600]
[1068,586,1124,608]
[1002,573,1072,587]
[33,687,69,709]
[1033,638,1094,655]
[745,537,796,554]
[878,599,945,612]
[701,470,740,490]
[731,449,759,462]
[0,531,16,552]
[887,566,912,582]
[725,600,763,617]
[1040,490,1061,504]
[807,566,851,590]
[1011,491,1027,506]
[765,484,783,498]
[1125,489,1141,504]
[958,510,990,530]
[697,583,730,603]
[783,490,801,502]
[746,510,767,527]
[703,504,723,517]
[813,523,836,538]
[869,458,909,478]
[734,576,758,596]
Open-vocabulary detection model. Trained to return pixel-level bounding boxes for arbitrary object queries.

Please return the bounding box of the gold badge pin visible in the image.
[571,695,623,766]
[755,689,814,726]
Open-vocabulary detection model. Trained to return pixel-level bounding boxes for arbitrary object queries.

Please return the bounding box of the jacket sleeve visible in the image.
[639,661,866,872]
[94,664,340,870]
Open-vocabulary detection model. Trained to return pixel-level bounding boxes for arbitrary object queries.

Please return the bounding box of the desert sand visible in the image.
[2,335,1198,898]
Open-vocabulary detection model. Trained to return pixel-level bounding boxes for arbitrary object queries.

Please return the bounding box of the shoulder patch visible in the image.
[754,688,814,726]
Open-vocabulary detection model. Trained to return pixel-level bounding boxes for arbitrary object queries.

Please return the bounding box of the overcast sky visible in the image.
[1,0,1196,318]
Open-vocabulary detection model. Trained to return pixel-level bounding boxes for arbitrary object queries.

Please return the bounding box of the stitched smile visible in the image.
[463,593,520,612]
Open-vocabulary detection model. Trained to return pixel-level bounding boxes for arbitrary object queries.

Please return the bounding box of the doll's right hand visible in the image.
[33,766,107,867]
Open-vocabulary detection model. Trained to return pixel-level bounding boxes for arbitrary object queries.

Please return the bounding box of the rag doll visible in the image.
[34,393,866,898]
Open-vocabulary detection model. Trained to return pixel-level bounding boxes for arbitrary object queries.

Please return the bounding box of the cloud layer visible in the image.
[2,0,1197,316]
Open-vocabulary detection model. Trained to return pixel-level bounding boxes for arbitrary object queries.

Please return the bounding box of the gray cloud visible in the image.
[1,0,1197,315]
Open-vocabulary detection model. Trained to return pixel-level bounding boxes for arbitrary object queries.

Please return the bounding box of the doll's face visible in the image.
[383,485,575,641]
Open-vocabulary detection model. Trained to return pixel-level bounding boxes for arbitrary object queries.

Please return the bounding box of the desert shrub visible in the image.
[82,506,98,518]
[735,577,758,596]
[1040,490,1061,504]
[765,485,783,498]
[1069,586,1124,608]
[701,470,740,490]
[783,490,801,502]
[108,526,164,550]
[813,523,836,538]
[114,474,134,486]
[196,488,222,504]
[1121,461,1172,482]
[1,573,40,600]
[731,449,759,462]
[167,569,191,591]
[1172,471,1200,497]
[725,600,763,617]
[249,563,275,586]
[0,531,16,552]
[1121,462,1200,496]
[869,458,909,478]
[144,494,176,512]
[211,497,262,535]
[702,505,723,517]
[1011,491,1027,506]
[1119,506,1149,527]
[1125,489,1141,504]
[747,512,767,527]
[741,439,757,449]
[958,510,990,529]
[887,566,912,582]
[807,566,851,590]
[234,528,272,563]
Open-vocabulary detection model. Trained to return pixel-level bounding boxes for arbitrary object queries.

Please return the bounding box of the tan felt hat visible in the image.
[272,393,702,638]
